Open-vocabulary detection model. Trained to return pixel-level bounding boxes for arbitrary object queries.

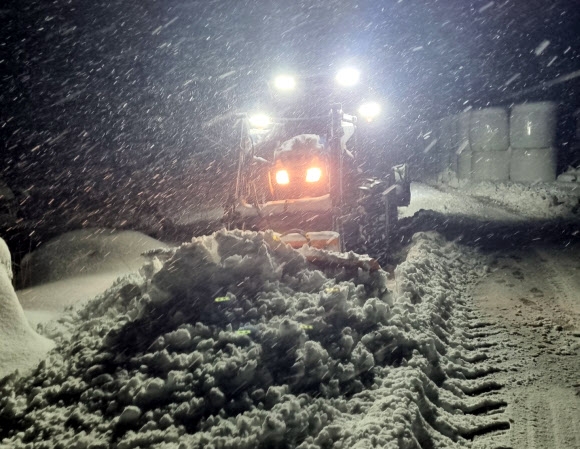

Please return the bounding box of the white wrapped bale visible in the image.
[439,115,457,152]
[434,116,455,172]
[470,107,509,151]
[457,150,472,179]
[510,102,557,149]
[456,111,472,154]
[472,150,510,181]
[510,147,557,183]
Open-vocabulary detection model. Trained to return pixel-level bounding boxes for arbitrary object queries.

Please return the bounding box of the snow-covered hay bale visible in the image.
[19,229,169,288]
[0,238,54,379]
[510,147,557,183]
[472,150,510,181]
[439,115,457,152]
[510,102,557,150]
[470,107,509,152]
[0,230,503,448]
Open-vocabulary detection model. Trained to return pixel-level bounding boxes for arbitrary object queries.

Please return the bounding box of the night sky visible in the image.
[1,0,579,205]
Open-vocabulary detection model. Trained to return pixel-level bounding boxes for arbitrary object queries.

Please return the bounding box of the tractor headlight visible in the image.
[248,114,271,129]
[275,170,290,185]
[305,167,322,183]
[358,101,381,122]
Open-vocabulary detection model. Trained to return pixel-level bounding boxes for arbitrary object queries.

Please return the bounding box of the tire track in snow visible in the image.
[534,247,580,323]
[520,388,580,449]
[470,243,580,449]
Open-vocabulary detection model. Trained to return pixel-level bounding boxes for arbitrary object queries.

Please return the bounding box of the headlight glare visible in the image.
[305,167,322,183]
[275,170,290,185]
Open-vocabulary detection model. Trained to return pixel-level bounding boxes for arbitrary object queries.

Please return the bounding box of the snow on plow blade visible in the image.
[276,230,382,272]
[277,230,340,252]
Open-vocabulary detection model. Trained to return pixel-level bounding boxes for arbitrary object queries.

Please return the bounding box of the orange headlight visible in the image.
[275,170,290,185]
[305,167,322,183]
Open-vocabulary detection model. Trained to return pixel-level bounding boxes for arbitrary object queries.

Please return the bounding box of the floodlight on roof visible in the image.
[335,67,360,87]
[274,74,297,91]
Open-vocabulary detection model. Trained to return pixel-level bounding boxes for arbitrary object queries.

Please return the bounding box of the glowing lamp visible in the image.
[335,67,360,87]
[305,167,322,183]
[274,75,296,91]
[358,102,381,122]
[275,170,290,185]
[248,114,271,129]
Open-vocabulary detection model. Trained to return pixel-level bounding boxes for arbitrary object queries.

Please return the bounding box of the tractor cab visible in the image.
[269,134,330,200]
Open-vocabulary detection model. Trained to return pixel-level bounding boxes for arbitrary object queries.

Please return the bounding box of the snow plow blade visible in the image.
[276,230,340,252]
[275,230,381,272]
[300,244,382,272]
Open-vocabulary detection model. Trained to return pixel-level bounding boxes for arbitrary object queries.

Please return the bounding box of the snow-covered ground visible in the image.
[401,180,580,222]
[0,179,579,448]
[1,229,511,448]
[470,242,580,448]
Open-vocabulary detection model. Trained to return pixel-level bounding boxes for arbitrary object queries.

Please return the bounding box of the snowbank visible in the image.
[17,229,169,326]
[457,180,579,219]
[430,171,580,220]
[0,238,54,379]
[0,230,504,448]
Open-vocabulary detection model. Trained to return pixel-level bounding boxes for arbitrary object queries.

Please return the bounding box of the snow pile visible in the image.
[1,230,504,448]
[274,134,325,161]
[0,238,54,379]
[557,165,580,183]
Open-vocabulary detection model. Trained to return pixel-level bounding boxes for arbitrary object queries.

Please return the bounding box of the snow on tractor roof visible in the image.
[274,134,325,161]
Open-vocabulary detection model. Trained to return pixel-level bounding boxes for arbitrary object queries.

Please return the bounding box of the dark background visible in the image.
[1,0,579,240]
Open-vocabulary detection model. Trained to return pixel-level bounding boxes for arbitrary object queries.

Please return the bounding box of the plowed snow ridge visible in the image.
[1,231,513,448]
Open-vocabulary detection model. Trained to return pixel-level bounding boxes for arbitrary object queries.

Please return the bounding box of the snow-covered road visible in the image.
[471,242,580,449]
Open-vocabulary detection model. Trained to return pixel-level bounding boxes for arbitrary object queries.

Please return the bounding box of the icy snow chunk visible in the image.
[118,405,142,426]
[163,328,192,350]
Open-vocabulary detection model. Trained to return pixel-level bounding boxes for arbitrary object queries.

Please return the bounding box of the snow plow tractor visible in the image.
[223,104,410,264]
